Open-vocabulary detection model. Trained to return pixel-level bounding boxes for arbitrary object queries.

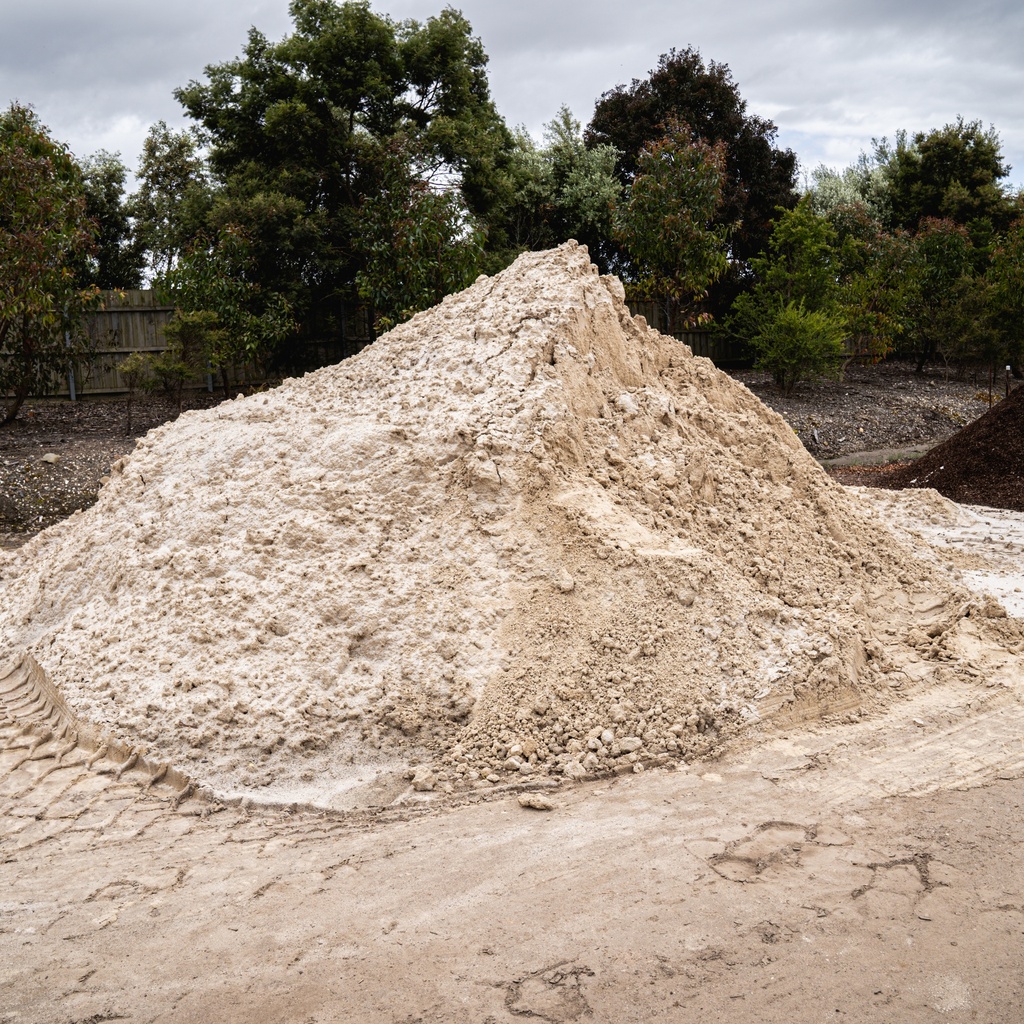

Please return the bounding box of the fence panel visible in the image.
[626,300,750,367]
[71,290,177,395]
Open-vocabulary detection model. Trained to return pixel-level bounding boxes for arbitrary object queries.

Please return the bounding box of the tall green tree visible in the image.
[129,121,214,279]
[355,136,484,333]
[907,217,991,372]
[587,47,798,311]
[77,151,145,288]
[614,118,728,330]
[483,107,621,267]
[725,199,847,393]
[158,225,295,391]
[0,103,98,425]
[988,219,1024,374]
[828,203,917,362]
[174,0,512,359]
[876,119,1020,248]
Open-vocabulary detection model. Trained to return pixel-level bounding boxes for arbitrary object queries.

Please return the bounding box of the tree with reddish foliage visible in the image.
[587,47,797,315]
[0,103,98,425]
[614,118,729,332]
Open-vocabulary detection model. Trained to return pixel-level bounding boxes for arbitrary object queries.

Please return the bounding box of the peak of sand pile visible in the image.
[0,243,995,807]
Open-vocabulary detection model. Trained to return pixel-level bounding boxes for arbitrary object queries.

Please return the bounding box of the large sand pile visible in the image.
[0,244,988,806]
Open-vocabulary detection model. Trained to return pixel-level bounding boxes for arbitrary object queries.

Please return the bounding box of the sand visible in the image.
[0,242,1018,809]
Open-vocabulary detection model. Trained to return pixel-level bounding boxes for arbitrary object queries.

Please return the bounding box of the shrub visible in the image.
[749,301,847,395]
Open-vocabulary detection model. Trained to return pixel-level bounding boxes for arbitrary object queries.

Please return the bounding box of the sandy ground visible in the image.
[3,488,1024,1023]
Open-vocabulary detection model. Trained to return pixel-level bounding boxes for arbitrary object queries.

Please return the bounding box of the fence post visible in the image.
[65,329,76,401]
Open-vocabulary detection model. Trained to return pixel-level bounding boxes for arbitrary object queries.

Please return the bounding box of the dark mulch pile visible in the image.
[883,383,1024,511]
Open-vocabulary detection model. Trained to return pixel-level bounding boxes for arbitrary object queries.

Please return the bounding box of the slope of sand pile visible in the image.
[0,243,1003,807]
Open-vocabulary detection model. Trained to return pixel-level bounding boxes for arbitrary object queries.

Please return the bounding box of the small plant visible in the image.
[116,351,151,435]
[149,310,221,413]
[749,301,847,395]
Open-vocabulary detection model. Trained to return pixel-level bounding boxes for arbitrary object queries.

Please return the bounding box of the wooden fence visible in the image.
[626,300,749,366]
[68,290,177,396]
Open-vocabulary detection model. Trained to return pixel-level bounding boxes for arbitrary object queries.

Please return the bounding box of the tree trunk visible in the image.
[1,378,33,427]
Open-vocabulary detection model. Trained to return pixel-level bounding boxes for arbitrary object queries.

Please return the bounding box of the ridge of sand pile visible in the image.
[0,243,995,805]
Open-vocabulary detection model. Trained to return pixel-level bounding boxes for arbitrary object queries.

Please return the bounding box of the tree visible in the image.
[988,219,1024,374]
[877,119,1020,247]
[355,137,484,333]
[907,217,990,373]
[746,301,847,396]
[482,107,621,268]
[613,118,728,331]
[129,121,213,279]
[725,199,847,392]
[0,103,98,426]
[158,225,294,393]
[587,47,798,311]
[174,0,512,358]
[806,155,890,225]
[76,151,145,289]
[828,203,916,363]
[116,351,151,433]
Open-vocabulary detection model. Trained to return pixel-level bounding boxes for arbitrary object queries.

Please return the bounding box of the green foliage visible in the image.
[151,310,219,411]
[129,121,213,279]
[988,219,1024,370]
[907,217,994,372]
[745,301,847,395]
[173,0,511,355]
[749,198,840,308]
[807,155,891,225]
[614,119,728,328]
[0,103,99,426]
[587,46,798,311]
[480,108,621,269]
[876,119,1019,245]
[78,151,145,288]
[115,351,151,434]
[158,226,295,384]
[829,204,917,362]
[725,199,851,390]
[355,137,484,333]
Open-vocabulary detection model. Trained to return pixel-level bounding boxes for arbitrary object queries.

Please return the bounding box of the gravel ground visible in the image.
[0,391,225,547]
[732,359,1004,459]
[0,361,1011,548]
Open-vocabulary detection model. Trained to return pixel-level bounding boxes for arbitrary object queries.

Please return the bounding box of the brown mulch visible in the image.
[883,379,1024,511]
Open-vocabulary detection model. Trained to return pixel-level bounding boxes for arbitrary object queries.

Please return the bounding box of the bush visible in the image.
[115,351,151,434]
[749,301,847,395]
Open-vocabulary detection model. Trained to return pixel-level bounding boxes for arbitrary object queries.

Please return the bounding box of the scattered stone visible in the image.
[518,793,555,811]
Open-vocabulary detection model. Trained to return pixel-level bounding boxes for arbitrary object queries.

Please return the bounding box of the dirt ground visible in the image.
[4,649,1024,1023]
[3,365,1024,1022]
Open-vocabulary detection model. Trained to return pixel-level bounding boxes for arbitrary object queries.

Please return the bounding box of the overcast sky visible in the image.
[2,0,1022,190]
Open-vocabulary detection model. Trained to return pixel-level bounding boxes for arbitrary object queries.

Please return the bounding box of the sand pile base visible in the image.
[1,243,1014,808]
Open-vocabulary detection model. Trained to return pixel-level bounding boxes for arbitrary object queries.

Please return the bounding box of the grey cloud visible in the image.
[1,0,1020,186]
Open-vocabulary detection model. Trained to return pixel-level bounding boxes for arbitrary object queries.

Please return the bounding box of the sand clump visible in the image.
[0,243,1004,807]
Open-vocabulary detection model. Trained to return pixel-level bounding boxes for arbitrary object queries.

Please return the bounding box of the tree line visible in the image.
[3,0,1023,424]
